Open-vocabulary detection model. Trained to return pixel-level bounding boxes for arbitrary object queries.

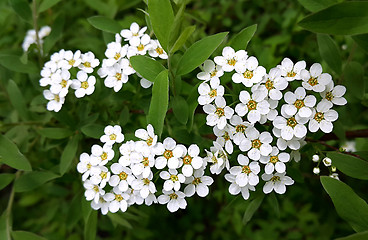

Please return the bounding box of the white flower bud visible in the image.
[330,173,339,180]
[323,157,332,167]
[312,155,319,162]
[313,167,320,175]
[331,166,337,172]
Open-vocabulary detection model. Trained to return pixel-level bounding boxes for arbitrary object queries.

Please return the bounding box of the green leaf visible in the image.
[38,128,73,139]
[0,54,38,74]
[344,61,364,100]
[130,55,166,82]
[297,0,338,12]
[352,34,368,54]
[87,16,122,33]
[0,135,31,171]
[336,231,368,240]
[321,176,368,232]
[317,34,342,74]
[84,210,97,240]
[168,3,186,49]
[14,171,59,192]
[38,0,61,13]
[186,82,200,131]
[148,0,174,52]
[9,0,32,23]
[81,124,105,139]
[0,174,15,191]
[242,195,264,225]
[12,231,47,240]
[43,14,65,55]
[60,135,80,175]
[107,213,133,229]
[6,80,30,121]
[0,212,10,240]
[170,25,196,54]
[299,2,368,35]
[230,24,257,51]
[176,32,228,76]
[147,70,169,137]
[172,96,189,125]
[327,152,368,180]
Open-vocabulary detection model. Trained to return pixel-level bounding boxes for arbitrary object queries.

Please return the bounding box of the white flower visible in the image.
[59,50,82,69]
[235,90,270,124]
[312,154,320,162]
[320,81,347,106]
[283,87,316,118]
[213,125,234,154]
[158,190,187,212]
[43,89,65,112]
[254,67,288,100]
[50,49,66,69]
[140,78,153,88]
[203,96,234,130]
[301,63,332,92]
[229,115,254,145]
[49,69,71,96]
[90,166,111,188]
[91,196,110,215]
[100,125,124,146]
[322,157,332,167]
[91,144,114,166]
[39,26,51,38]
[272,127,303,151]
[229,154,260,187]
[104,63,128,92]
[135,124,158,148]
[108,163,135,192]
[260,147,290,174]
[160,169,185,191]
[214,46,247,72]
[39,63,58,86]
[197,59,224,83]
[262,172,294,194]
[330,173,339,180]
[197,78,224,105]
[224,173,255,200]
[120,22,147,46]
[308,100,338,133]
[84,179,105,203]
[77,153,99,181]
[273,110,308,141]
[184,169,214,197]
[278,58,306,81]
[232,56,266,87]
[127,34,151,57]
[341,141,356,152]
[79,51,100,73]
[181,144,204,177]
[130,149,155,178]
[239,129,273,161]
[154,137,184,169]
[206,142,230,174]
[103,187,130,213]
[148,39,168,59]
[71,71,96,98]
[131,173,157,198]
[119,141,141,167]
[313,167,320,175]
[104,42,127,67]
[120,58,136,75]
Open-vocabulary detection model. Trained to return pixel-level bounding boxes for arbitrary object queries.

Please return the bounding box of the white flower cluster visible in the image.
[311,154,339,179]
[39,49,100,112]
[22,26,51,52]
[77,124,214,214]
[197,46,347,199]
[98,22,168,91]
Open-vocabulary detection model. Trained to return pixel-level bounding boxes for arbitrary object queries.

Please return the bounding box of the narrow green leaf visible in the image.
[297,0,338,12]
[321,176,368,232]
[267,192,280,217]
[299,2,368,35]
[0,135,31,171]
[148,0,174,52]
[38,0,61,13]
[84,0,116,18]
[170,25,196,54]
[9,0,32,23]
[38,128,73,139]
[176,32,228,76]
[6,80,30,121]
[317,34,342,74]
[327,152,368,180]
[0,174,15,191]
[147,70,169,137]
[81,124,105,139]
[12,231,47,240]
[0,54,38,74]
[186,82,200,132]
[60,135,80,175]
[130,55,166,82]
[352,34,368,54]
[172,96,189,125]
[84,210,97,240]
[43,14,65,55]
[230,24,257,51]
[87,16,122,33]
[168,3,186,48]
[242,195,264,225]
[14,171,59,192]
[336,231,368,240]
[344,61,364,100]
[107,213,133,229]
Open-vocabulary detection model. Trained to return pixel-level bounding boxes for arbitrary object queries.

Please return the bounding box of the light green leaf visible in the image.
[0,135,31,171]
[243,195,264,225]
[38,128,73,139]
[327,152,368,180]
[336,231,368,240]
[172,96,189,125]
[230,24,257,51]
[87,16,122,33]
[170,25,196,54]
[317,34,342,74]
[9,0,32,23]
[344,61,364,100]
[60,135,81,175]
[352,34,368,54]
[297,0,338,12]
[299,2,368,35]
[107,213,133,229]
[176,32,228,76]
[43,14,65,55]
[0,54,38,74]
[81,124,105,139]
[6,80,30,121]
[130,55,166,82]
[84,210,97,240]
[168,3,186,48]
[38,0,61,13]
[12,231,47,240]
[147,70,169,137]
[148,0,174,52]
[0,174,15,191]
[321,176,368,232]
[14,171,59,192]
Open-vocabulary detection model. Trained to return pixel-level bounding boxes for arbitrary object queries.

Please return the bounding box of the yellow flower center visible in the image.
[210,69,218,78]
[270,156,279,164]
[247,100,257,110]
[54,95,60,102]
[109,134,117,140]
[271,176,281,182]
[93,185,99,192]
[114,53,121,60]
[83,62,91,68]
[265,79,274,90]
[192,177,202,185]
[119,171,128,180]
[212,155,218,163]
[224,131,230,141]
[101,152,108,161]
[242,165,251,174]
[163,150,173,160]
[243,70,254,79]
[209,89,217,98]
[314,112,324,123]
[183,155,192,165]
[143,178,150,185]
[137,44,144,51]
[155,47,164,55]
[287,71,296,77]
[61,79,68,88]
[115,194,123,202]
[294,99,305,109]
[115,73,122,81]
[142,157,149,167]
[227,58,236,66]
[287,117,298,128]
[169,193,178,199]
[251,139,262,149]
[308,77,318,86]
[215,107,225,117]
[87,163,91,170]
[170,175,179,182]
[146,137,153,146]
[68,59,75,66]
[81,81,89,89]
[325,91,334,101]
[236,124,247,133]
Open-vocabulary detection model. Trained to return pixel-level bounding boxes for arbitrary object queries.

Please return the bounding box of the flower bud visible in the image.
[330,173,339,180]
[331,166,337,172]
[322,157,332,167]
[313,167,320,175]
[312,154,319,162]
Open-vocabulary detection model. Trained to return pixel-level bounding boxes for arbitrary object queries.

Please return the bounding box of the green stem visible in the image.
[5,171,21,240]
[32,0,43,66]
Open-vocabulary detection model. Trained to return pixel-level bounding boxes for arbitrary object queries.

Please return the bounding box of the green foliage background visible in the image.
[1,0,368,239]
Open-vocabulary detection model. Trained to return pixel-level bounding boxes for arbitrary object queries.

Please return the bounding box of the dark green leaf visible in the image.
[107,213,133,229]
[6,80,30,121]
[172,96,189,125]
[243,195,264,225]
[38,128,73,139]
[148,0,174,52]
[81,124,105,139]
[317,34,342,74]
[9,0,32,23]
[87,16,122,33]
[321,176,368,232]
[38,0,61,13]
[84,210,97,240]
[14,171,59,192]
[327,152,368,180]
[0,54,38,74]
[147,70,169,137]
[186,82,200,132]
[170,25,196,54]
[0,174,15,191]
[299,2,368,35]
[43,15,65,55]
[83,0,116,18]
[60,134,81,175]
[130,55,166,82]
[0,135,31,171]
[352,34,368,54]
[336,231,368,240]
[176,32,228,76]
[344,61,364,100]
[297,0,338,12]
[230,24,257,51]
[12,231,47,240]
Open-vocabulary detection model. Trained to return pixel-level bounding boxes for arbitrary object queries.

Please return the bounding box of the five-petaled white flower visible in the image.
[232,56,266,87]
[229,154,260,187]
[239,129,273,161]
[277,57,306,81]
[154,137,183,169]
[214,46,247,72]
[320,81,347,106]
[158,190,187,212]
[100,125,124,146]
[203,96,234,130]
[197,78,224,105]
[160,169,186,191]
[308,100,338,133]
[301,63,332,92]
[120,22,147,46]
[283,87,316,118]
[260,147,290,174]
[262,172,294,194]
[71,71,96,98]
[235,90,270,124]
[197,59,224,83]
[108,163,135,192]
[184,169,214,197]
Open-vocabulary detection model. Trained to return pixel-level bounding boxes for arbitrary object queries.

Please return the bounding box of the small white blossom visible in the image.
[278,58,306,81]
[158,190,187,212]
[322,157,332,167]
[229,154,260,187]
[91,144,114,166]
[197,59,224,83]
[283,87,316,118]
[100,125,124,146]
[262,172,294,194]
[213,125,234,154]
[203,96,234,130]
[260,147,290,174]
[131,173,157,199]
[180,144,204,177]
[308,100,338,133]
[43,89,65,112]
[197,78,224,105]
[103,187,130,213]
[148,39,168,59]
[72,71,96,98]
[320,81,347,106]
[235,90,270,124]
[120,22,147,46]
[84,179,105,203]
[104,63,128,92]
[214,46,247,72]
[301,63,332,92]
[160,169,185,191]
[239,129,273,161]
[184,169,214,197]
[154,137,184,169]
[108,163,135,192]
[224,173,255,200]
[232,56,266,87]
[79,51,100,73]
